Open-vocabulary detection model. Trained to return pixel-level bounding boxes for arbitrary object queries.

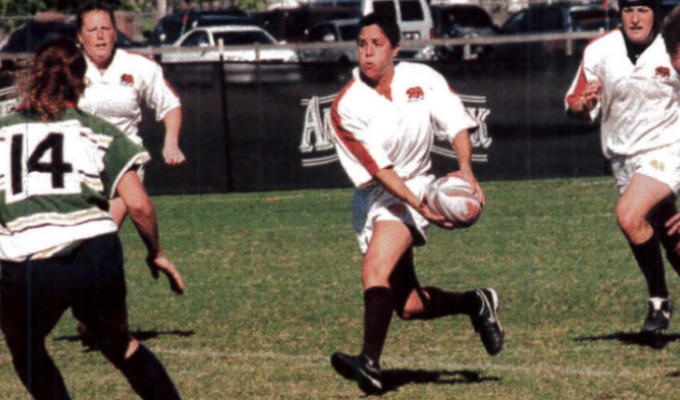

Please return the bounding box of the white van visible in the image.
[361,0,434,41]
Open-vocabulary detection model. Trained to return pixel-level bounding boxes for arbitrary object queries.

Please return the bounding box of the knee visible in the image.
[616,204,650,242]
[99,333,134,368]
[361,260,391,288]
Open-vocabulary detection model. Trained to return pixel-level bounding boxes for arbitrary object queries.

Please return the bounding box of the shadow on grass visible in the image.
[379,369,501,395]
[574,331,680,350]
[55,329,195,352]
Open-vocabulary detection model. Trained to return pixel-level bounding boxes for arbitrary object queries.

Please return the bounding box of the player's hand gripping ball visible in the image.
[426,176,483,227]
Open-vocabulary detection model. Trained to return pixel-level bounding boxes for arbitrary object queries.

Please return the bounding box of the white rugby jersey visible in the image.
[79,49,181,145]
[565,30,680,158]
[331,62,478,188]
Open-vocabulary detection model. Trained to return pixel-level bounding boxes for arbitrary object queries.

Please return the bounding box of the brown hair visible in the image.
[26,38,86,121]
[663,5,680,55]
[76,1,117,32]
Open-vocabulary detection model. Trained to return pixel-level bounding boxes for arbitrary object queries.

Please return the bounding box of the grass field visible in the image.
[3,176,680,399]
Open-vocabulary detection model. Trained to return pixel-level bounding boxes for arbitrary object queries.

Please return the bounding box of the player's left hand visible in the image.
[162,145,186,166]
[447,169,485,206]
[419,198,455,230]
[146,253,185,295]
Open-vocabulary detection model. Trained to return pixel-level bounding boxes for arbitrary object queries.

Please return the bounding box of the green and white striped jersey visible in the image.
[0,107,150,261]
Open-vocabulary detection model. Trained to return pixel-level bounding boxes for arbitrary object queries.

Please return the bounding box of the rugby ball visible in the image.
[426,176,482,227]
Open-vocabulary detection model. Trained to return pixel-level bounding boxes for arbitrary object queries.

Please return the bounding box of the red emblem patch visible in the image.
[406,86,424,101]
[656,66,670,78]
[121,74,134,85]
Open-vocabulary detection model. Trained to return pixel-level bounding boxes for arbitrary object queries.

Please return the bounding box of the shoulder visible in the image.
[396,62,446,86]
[115,49,157,64]
[583,28,623,57]
[112,49,162,74]
[396,61,440,77]
[331,78,389,127]
[332,78,362,112]
[0,111,29,129]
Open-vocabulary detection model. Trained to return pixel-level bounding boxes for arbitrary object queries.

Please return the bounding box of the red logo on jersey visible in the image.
[121,74,134,85]
[656,67,670,78]
[406,87,424,101]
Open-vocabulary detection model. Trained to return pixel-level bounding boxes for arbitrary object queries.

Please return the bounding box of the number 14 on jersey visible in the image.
[1,123,83,204]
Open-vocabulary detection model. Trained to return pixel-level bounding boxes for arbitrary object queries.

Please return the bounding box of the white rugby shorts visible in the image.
[611,142,680,194]
[352,174,435,254]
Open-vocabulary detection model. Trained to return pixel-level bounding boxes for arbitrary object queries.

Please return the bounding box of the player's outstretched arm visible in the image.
[116,170,185,294]
[449,129,485,206]
[162,107,185,166]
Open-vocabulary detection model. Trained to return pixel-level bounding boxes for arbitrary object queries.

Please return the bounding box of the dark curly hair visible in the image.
[358,12,401,48]
[26,38,86,121]
[663,5,680,56]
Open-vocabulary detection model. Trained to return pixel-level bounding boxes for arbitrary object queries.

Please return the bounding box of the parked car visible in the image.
[299,13,433,71]
[0,19,141,53]
[252,5,362,43]
[0,18,141,70]
[142,8,254,46]
[430,4,498,60]
[492,3,619,60]
[300,18,359,62]
[299,18,359,80]
[361,0,437,60]
[161,25,301,84]
[362,0,434,40]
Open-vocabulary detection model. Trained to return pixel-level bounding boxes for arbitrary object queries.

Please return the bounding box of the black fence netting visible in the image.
[136,56,604,195]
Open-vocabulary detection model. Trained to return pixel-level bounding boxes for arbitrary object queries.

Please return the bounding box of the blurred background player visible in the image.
[565,0,680,334]
[328,12,504,395]
[663,5,680,73]
[76,1,184,226]
[0,38,185,399]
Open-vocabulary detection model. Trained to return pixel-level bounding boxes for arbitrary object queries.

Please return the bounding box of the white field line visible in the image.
[148,177,614,205]
[152,348,631,379]
[152,191,352,204]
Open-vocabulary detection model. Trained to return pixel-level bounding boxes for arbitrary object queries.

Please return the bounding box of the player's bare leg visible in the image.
[331,220,412,395]
[389,249,504,355]
[617,173,675,333]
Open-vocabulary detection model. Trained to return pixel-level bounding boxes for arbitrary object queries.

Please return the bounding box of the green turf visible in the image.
[3,176,680,399]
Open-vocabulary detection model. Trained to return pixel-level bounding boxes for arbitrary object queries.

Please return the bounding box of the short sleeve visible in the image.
[331,85,395,187]
[140,58,181,122]
[427,70,478,142]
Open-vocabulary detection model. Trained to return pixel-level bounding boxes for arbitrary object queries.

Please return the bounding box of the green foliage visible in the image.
[2,178,680,398]
[0,0,44,15]
[0,0,143,15]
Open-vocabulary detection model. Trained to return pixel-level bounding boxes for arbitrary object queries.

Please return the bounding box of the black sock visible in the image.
[419,287,481,319]
[119,344,181,400]
[361,287,393,365]
[659,231,680,277]
[630,236,668,299]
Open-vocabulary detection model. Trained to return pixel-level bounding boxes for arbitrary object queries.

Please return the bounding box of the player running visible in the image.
[0,38,184,399]
[565,0,680,334]
[76,1,184,226]
[328,12,504,395]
